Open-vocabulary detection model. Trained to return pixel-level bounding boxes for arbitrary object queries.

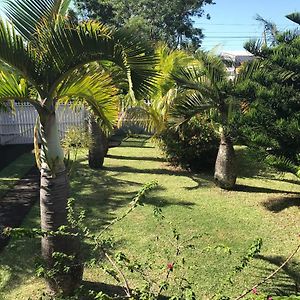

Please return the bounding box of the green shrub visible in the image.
[159,116,219,171]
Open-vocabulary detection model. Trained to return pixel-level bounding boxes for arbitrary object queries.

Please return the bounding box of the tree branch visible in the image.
[234,242,300,300]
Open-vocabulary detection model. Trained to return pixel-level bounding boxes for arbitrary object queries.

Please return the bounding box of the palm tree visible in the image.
[0,0,156,295]
[172,51,257,189]
[87,63,128,169]
[88,114,110,168]
[120,44,192,135]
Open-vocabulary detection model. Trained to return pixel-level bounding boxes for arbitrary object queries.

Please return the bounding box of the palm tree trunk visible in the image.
[88,115,108,169]
[39,111,83,295]
[214,131,237,190]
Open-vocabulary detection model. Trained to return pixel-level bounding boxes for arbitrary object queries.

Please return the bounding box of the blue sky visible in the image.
[198,0,299,52]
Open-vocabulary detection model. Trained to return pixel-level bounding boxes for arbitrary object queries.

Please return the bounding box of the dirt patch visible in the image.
[0,167,39,251]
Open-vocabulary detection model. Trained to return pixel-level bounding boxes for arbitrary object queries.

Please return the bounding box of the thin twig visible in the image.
[97,181,157,237]
[234,242,300,300]
[104,252,132,298]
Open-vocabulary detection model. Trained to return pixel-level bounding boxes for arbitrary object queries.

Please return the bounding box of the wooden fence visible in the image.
[0,103,87,145]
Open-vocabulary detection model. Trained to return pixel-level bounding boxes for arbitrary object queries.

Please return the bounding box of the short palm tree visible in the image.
[0,0,156,294]
[172,51,257,189]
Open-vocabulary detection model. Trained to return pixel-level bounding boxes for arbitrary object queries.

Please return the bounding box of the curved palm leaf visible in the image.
[195,51,227,88]
[0,71,29,101]
[122,45,193,134]
[286,12,300,26]
[172,91,214,120]
[3,0,71,40]
[0,19,43,91]
[32,18,157,100]
[57,68,119,131]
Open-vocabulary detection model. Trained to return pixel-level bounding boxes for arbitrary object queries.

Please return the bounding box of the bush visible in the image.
[159,116,219,171]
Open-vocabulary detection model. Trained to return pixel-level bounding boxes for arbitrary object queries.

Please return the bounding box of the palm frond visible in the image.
[172,91,214,120]
[172,66,205,90]
[114,28,158,99]
[255,14,278,46]
[236,59,263,83]
[57,68,119,132]
[195,51,227,86]
[3,0,71,40]
[286,12,300,26]
[0,19,42,90]
[31,19,158,100]
[119,106,155,133]
[0,70,29,101]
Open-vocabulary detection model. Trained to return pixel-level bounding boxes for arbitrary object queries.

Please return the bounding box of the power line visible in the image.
[193,22,295,26]
[203,36,260,39]
[203,31,260,34]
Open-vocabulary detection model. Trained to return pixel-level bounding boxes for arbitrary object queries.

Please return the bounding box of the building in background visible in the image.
[220,50,254,79]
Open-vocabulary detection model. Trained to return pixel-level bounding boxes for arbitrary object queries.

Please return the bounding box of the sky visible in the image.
[198,0,300,52]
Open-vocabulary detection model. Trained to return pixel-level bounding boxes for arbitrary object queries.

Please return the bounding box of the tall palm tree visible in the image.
[0,0,157,295]
[172,51,258,189]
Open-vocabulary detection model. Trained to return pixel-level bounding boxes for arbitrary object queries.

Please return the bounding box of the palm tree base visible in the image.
[88,154,105,169]
[214,136,237,190]
[88,116,109,169]
[45,257,84,296]
[40,169,84,295]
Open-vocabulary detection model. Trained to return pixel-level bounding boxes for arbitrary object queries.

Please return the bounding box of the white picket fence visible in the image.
[0,102,87,145]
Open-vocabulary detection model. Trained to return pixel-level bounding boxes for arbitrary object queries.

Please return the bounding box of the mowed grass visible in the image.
[0,136,299,299]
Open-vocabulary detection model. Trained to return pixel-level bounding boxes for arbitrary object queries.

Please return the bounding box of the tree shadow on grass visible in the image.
[103,165,216,192]
[261,175,300,186]
[184,173,214,190]
[79,281,170,299]
[255,254,300,295]
[233,184,300,195]
[142,195,195,208]
[103,165,190,177]
[263,196,300,213]
[119,136,153,148]
[106,154,166,163]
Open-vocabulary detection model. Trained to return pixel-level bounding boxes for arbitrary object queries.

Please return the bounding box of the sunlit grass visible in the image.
[0,136,299,299]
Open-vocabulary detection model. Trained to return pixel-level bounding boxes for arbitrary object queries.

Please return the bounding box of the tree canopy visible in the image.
[236,13,300,176]
[74,0,215,49]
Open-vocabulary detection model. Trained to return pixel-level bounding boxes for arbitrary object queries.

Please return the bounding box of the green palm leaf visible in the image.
[31,19,158,99]
[0,70,29,101]
[3,0,71,40]
[172,91,214,120]
[0,19,42,89]
[286,12,300,26]
[57,68,119,132]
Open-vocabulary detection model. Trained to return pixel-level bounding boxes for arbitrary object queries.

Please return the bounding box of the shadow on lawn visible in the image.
[107,154,166,163]
[234,184,300,195]
[70,161,196,229]
[103,165,188,177]
[256,254,300,295]
[80,281,170,299]
[120,136,153,149]
[263,196,300,213]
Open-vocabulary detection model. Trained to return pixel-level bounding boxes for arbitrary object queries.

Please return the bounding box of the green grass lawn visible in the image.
[0,136,299,299]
